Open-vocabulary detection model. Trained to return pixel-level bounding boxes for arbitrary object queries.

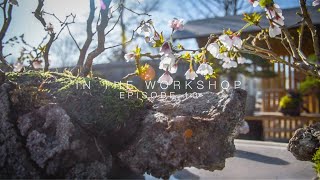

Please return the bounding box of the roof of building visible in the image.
[173,6,320,40]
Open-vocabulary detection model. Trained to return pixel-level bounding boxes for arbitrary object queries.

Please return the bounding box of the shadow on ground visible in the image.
[172,169,200,180]
[235,150,290,165]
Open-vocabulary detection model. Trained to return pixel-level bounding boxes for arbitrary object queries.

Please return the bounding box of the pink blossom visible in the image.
[33,60,43,69]
[168,18,184,31]
[46,23,54,33]
[157,72,173,85]
[248,0,259,7]
[13,62,23,72]
[159,41,172,55]
[124,52,135,62]
[313,0,320,6]
[100,0,106,10]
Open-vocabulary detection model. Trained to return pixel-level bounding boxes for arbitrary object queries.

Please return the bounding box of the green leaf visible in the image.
[243,12,262,26]
[153,32,165,48]
[259,0,274,8]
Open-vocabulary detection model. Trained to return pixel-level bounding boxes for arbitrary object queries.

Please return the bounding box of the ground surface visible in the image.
[146,139,315,179]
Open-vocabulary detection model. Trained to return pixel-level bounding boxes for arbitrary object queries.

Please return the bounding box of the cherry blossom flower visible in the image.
[265,4,284,38]
[219,34,233,50]
[219,35,242,50]
[196,63,213,76]
[13,62,23,72]
[269,25,281,38]
[170,64,178,74]
[248,0,259,7]
[232,36,242,50]
[207,43,220,58]
[222,57,238,69]
[313,0,320,6]
[9,0,19,6]
[33,60,43,69]
[46,23,54,33]
[124,52,136,62]
[138,24,153,38]
[153,31,160,41]
[185,69,198,80]
[159,53,175,71]
[168,18,184,31]
[237,57,246,64]
[157,72,173,85]
[159,41,172,55]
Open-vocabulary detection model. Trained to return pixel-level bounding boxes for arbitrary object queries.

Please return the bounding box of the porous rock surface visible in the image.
[118,89,247,178]
[0,71,247,179]
[0,83,112,179]
[288,123,320,161]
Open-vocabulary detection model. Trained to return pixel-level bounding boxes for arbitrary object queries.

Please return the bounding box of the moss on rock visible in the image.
[5,71,148,144]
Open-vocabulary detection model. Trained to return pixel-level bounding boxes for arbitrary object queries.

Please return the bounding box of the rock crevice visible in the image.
[0,72,247,179]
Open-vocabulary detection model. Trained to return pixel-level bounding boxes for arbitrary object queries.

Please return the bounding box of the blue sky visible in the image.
[0,0,312,67]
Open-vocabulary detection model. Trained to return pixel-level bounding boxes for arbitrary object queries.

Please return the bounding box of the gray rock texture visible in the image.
[0,72,247,179]
[118,89,247,179]
[0,83,112,178]
[288,123,320,161]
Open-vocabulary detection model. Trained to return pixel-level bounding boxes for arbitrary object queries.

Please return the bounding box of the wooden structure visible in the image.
[173,7,320,142]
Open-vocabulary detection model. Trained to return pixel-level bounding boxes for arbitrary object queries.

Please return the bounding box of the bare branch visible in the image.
[72,0,96,74]
[34,0,76,71]
[0,0,13,70]
[66,25,81,51]
[300,0,320,65]
[81,0,113,76]
[123,5,151,16]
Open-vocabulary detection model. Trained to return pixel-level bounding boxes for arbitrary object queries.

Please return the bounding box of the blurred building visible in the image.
[173,6,320,142]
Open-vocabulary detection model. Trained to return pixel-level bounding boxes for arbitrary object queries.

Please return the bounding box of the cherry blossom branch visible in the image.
[34,0,55,71]
[122,72,137,82]
[105,7,123,36]
[242,43,319,78]
[33,0,76,72]
[298,23,305,51]
[299,0,320,65]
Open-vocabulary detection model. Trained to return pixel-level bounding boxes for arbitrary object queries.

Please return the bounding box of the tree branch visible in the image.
[81,0,113,76]
[299,0,320,65]
[72,0,95,75]
[0,0,13,70]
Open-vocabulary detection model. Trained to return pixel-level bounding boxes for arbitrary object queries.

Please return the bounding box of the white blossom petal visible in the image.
[269,25,281,38]
[313,0,320,6]
[196,63,213,76]
[124,52,135,62]
[157,73,173,85]
[253,1,259,7]
[13,62,23,72]
[219,34,233,50]
[207,43,220,58]
[169,64,178,74]
[185,69,198,80]
[237,57,246,64]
